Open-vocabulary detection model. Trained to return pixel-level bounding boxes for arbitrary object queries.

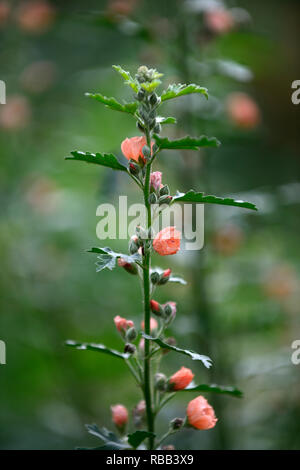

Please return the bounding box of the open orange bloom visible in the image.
[153,227,181,256]
[121,136,148,163]
[111,404,128,428]
[169,366,194,390]
[187,396,218,430]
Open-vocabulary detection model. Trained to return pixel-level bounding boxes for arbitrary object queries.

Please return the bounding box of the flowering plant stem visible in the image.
[143,129,154,449]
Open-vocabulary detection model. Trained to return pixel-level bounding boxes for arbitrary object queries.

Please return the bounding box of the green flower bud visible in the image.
[153,123,161,134]
[159,185,170,196]
[124,343,136,355]
[159,195,172,205]
[125,327,137,342]
[148,192,157,204]
[142,145,151,158]
[170,418,184,430]
[155,373,167,391]
[150,271,160,285]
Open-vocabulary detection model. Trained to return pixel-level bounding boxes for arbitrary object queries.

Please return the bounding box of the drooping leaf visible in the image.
[178,383,243,398]
[151,267,187,285]
[65,340,130,360]
[156,116,177,125]
[153,134,220,150]
[65,151,127,172]
[127,431,156,449]
[112,65,139,92]
[161,83,208,101]
[88,247,141,272]
[143,335,212,368]
[86,424,121,443]
[86,92,138,115]
[172,190,258,211]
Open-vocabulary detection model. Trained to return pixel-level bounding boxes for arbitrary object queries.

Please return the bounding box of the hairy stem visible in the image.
[143,127,155,450]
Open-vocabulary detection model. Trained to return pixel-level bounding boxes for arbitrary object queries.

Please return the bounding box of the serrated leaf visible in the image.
[156,116,177,125]
[88,247,141,273]
[153,134,220,150]
[142,335,212,368]
[65,151,127,172]
[127,431,156,449]
[86,92,138,115]
[86,424,121,443]
[65,340,130,360]
[178,383,243,398]
[172,190,258,211]
[112,65,139,92]
[161,83,208,101]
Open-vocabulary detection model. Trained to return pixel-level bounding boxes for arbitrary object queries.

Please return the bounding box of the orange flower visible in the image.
[114,315,134,333]
[111,404,128,429]
[153,227,181,256]
[187,396,218,430]
[121,136,149,163]
[141,317,158,332]
[169,366,194,390]
[226,92,260,129]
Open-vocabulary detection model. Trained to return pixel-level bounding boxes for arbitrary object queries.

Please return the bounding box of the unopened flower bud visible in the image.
[129,236,139,254]
[150,299,163,317]
[117,258,138,275]
[137,89,145,101]
[170,417,184,430]
[159,195,172,206]
[142,145,151,158]
[159,185,170,196]
[125,327,137,342]
[124,343,136,355]
[111,404,128,432]
[151,271,160,285]
[158,268,171,285]
[149,192,157,204]
[149,93,158,106]
[155,373,167,391]
[128,160,140,176]
[164,304,173,317]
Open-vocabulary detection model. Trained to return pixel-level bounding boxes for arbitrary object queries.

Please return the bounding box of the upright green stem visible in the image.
[143,127,155,449]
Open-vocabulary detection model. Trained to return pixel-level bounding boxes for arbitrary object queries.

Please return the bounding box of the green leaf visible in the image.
[127,431,156,449]
[65,340,130,360]
[112,65,139,92]
[161,83,208,101]
[153,134,220,150]
[172,190,258,211]
[143,335,212,368]
[156,116,177,125]
[65,151,127,172]
[88,247,141,272]
[178,384,243,398]
[85,92,138,115]
[86,424,121,443]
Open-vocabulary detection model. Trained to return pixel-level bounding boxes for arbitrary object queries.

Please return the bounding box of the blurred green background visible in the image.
[0,0,300,450]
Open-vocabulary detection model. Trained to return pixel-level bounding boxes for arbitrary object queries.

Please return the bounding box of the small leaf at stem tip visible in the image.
[153,134,221,150]
[65,151,127,172]
[156,116,177,125]
[142,334,212,369]
[127,430,156,449]
[65,340,130,360]
[112,65,139,92]
[172,190,258,211]
[85,92,138,115]
[161,83,208,101]
[178,383,243,398]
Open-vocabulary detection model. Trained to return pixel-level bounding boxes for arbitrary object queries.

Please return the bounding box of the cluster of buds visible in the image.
[129,226,152,256]
[134,66,163,135]
[150,299,176,325]
[114,315,137,355]
[151,268,172,285]
[148,171,172,206]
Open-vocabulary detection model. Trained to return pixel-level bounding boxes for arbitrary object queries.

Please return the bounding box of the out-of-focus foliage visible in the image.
[0,0,300,450]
